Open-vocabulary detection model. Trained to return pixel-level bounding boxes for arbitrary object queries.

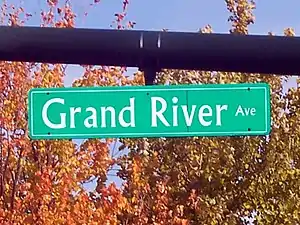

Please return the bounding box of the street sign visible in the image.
[28,83,271,140]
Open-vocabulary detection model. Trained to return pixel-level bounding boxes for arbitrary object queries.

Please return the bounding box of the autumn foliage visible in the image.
[0,0,300,224]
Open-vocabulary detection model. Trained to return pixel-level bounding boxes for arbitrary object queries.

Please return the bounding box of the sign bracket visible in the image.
[138,55,161,85]
[139,67,160,85]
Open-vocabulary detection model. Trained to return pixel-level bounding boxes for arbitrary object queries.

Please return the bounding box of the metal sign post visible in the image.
[0,26,299,85]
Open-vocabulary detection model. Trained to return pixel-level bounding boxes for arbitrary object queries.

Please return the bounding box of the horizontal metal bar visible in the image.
[0,25,299,75]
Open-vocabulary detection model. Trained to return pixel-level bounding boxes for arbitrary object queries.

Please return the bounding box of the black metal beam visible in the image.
[0,25,300,80]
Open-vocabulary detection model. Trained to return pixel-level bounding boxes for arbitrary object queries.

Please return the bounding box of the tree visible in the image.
[0,0,299,225]
[117,1,300,224]
[0,1,132,224]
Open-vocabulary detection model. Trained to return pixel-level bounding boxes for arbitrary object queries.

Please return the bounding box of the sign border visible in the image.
[28,83,271,139]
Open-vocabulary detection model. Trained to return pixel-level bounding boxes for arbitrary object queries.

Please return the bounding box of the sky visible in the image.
[10,0,299,190]
[67,0,299,88]
[10,0,299,86]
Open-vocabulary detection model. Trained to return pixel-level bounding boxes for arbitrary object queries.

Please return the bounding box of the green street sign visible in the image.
[28,83,271,140]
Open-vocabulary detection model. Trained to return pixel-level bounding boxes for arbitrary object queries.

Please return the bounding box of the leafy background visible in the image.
[0,0,299,224]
